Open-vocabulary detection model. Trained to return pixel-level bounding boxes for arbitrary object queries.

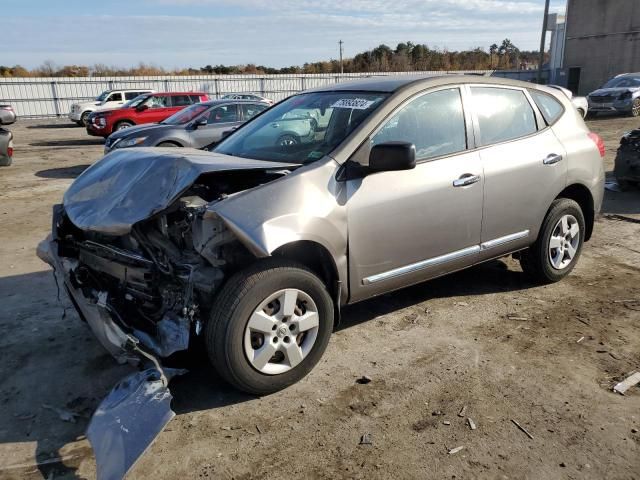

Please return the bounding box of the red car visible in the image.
[87,92,209,137]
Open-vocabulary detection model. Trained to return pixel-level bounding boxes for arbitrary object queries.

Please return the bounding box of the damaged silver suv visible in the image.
[39,76,605,396]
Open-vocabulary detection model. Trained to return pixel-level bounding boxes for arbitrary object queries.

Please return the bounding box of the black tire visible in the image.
[585,111,598,120]
[0,156,12,167]
[114,120,134,131]
[74,120,84,127]
[157,141,181,147]
[631,99,640,117]
[206,259,334,395]
[80,111,91,126]
[277,134,299,146]
[520,198,585,284]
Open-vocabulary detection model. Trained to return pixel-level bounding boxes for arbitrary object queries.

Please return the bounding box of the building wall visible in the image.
[564,0,640,94]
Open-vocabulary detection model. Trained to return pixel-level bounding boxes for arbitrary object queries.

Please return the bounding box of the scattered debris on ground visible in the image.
[448,446,464,455]
[511,419,534,439]
[613,372,640,395]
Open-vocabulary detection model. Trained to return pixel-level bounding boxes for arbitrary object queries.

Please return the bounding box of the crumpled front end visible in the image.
[35,148,300,478]
[615,129,640,184]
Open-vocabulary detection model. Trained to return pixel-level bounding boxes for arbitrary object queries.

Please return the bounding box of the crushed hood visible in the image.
[589,87,638,97]
[63,148,296,235]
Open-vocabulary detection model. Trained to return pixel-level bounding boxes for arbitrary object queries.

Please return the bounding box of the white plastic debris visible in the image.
[613,372,640,395]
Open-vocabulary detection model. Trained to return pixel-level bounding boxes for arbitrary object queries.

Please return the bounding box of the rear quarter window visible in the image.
[530,90,565,125]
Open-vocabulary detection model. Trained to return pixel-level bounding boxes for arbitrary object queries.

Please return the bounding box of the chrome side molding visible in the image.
[363,245,480,285]
[362,230,530,285]
[480,230,529,250]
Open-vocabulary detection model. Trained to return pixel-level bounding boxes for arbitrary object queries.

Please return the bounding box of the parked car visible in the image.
[0,105,16,166]
[103,100,269,154]
[221,92,274,104]
[549,85,588,118]
[587,73,640,117]
[69,89,154,126]
[86,92,209,137]
[0,104,17,125]
[614,128,640,189]
[38,77,605,463]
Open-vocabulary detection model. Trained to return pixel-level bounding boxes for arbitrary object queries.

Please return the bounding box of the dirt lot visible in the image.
[0,115,639,480]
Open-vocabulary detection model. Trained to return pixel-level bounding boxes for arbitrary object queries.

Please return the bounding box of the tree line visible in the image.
[1,39,541,77]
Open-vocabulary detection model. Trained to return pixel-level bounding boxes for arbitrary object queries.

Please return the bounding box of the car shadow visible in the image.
[338,258,532,331]
[35,164,91,179]
[30,139,103,147]
[600,184,640,216]
[0,259,531,478]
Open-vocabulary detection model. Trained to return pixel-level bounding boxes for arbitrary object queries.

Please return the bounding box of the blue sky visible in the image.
[3,0,566,69]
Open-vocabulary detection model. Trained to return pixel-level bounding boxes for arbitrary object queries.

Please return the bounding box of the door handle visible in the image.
[543,153,563,165]
[453,174,481,187]
[271,123,280,128]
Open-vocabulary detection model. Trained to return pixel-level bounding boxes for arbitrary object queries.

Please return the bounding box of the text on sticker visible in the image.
[331,98,375,109]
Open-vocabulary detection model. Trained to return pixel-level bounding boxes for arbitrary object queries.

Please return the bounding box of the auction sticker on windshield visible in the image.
[331,98,376,109]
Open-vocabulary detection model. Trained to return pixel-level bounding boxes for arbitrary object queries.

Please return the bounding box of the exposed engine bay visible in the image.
[52,167,292,358]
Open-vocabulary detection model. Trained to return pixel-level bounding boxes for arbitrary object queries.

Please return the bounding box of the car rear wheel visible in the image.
[115,121,134,131]
[631,99,640,117]
[520,198,585,283]
[206,259,334,395]
[0,156,12,167]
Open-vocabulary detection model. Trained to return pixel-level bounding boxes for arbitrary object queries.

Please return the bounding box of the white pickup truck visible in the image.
[69,89,154,126]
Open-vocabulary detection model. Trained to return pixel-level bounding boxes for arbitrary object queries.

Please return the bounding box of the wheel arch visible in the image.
[271,240,342,321]
[556,183,595,241]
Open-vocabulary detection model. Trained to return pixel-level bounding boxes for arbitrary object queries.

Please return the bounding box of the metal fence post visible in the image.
[214,78,219,99]
[50,81,61,117]
[300,77,305,92]
[260,77,265,96]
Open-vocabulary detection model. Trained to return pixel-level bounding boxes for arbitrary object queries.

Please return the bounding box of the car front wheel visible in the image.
[206,259,334,395]
[519,198,585,283]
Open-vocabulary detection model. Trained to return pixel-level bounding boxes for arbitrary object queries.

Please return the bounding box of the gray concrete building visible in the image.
[564,0,640,94]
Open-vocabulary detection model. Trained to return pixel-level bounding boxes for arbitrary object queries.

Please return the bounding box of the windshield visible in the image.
[122,93,152,108]
[162,103,210,125]
[214,91,388,163]
[96,91,110,102]
[602,76,640,89]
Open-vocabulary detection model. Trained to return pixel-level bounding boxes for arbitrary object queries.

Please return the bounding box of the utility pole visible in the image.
[339,40,344,74]
[537,0,551,84]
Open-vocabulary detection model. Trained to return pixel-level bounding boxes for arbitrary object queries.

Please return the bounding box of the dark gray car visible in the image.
[104,100,269,154]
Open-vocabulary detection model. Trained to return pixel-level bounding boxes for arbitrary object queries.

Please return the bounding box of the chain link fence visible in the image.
[0,70,545,118]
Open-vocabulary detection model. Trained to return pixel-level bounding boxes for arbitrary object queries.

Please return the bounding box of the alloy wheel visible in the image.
[243,288,319,375]
[548,214,580,270]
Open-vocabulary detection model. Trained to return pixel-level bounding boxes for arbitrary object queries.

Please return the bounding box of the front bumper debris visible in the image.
[37,234,188,479]
[88,368,185,480]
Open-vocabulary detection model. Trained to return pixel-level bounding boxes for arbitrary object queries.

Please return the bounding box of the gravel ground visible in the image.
[0,115,639,480]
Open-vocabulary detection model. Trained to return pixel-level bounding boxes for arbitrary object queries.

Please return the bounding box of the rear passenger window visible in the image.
[371,88,467,160]
[470,87,537,146]
[172,95,193,106]
[125,92,140,100]
[242,103,268,119]
[530,90,564,125]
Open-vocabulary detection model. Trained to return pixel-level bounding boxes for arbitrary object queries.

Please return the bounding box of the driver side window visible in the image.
[371,88,467,161]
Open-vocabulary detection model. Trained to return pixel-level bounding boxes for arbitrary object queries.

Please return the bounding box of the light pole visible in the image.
[339,40,344,74]
[537,0,551,84]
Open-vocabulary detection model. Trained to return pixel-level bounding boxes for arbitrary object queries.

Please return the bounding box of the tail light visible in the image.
[7,147,13,157]
[588,132,605,158]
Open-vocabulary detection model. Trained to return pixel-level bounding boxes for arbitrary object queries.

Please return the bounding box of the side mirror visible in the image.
[135,104,149,112]
[193,117,208,128]
[369,142,416,172]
